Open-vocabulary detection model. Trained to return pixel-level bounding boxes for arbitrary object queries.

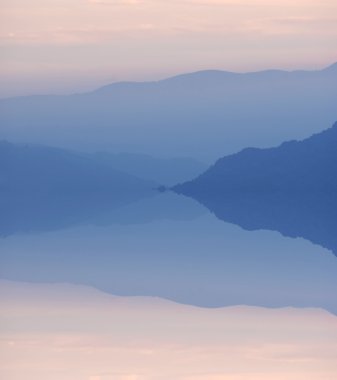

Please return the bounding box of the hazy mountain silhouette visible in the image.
[1,63,336,160]
[0,141,208,235]
[174,122,337,255]
[1,140,336,312]
[0,141,159,235]
[90,152,206,186]
[0,141,157,194]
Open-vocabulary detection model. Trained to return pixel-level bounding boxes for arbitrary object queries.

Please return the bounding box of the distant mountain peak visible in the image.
[162,69,238,81]
[93,62,337,92]
[323,62,337,73]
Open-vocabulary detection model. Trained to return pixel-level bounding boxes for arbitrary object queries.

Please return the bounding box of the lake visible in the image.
[1,191,337,379]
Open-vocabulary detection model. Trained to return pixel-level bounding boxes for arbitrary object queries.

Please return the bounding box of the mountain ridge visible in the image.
[173,122,337,256]
[174,121,337,194]
[91,62,337,96]
[1,62,336,101]
[1,63,336,160]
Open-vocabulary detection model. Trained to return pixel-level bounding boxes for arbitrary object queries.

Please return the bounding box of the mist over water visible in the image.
[1,63,337,379]
[1,190,337,314]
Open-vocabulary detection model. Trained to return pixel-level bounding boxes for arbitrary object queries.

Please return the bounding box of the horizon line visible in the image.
[1,60,336,100]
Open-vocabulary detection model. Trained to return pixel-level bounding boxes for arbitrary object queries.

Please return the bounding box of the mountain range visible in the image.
[0,141,158,235]
[1,63,336,160]
[0,141,156,196]
[0,141,207,235]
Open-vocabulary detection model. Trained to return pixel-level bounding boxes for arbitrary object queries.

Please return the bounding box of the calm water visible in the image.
[1,191,336,313]
[1,191,337,380]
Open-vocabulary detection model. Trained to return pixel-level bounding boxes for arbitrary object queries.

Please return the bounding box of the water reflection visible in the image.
[0,192,336,314]
[180,191,337,256]
[0,192,204,236]
[2,280,337,380]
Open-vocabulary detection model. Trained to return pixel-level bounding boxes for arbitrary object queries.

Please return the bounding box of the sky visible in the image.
[0,0,337,96]
[1,280,337,380]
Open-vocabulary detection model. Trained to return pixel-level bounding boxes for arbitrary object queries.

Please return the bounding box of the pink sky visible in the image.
[1,281,337,380]
[0,0,337,96]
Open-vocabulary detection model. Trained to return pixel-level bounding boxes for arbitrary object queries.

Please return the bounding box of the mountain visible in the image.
[0,141,207,235]
[0,141,156,195]
[90,152,206,186]
[175,122,337,193]
[0,141,157,234]
[1,64,336,160]
[174,122,337,255]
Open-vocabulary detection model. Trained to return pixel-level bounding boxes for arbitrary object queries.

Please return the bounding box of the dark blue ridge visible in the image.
[174,122,337,256]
